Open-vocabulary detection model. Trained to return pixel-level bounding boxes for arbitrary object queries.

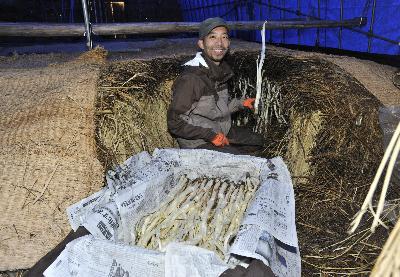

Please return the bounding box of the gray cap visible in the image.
[198,17,229,39]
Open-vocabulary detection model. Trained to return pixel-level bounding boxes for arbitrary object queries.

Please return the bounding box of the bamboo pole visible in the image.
[91,18,368,35]
[0,23,85,36]
[0,17,366,37]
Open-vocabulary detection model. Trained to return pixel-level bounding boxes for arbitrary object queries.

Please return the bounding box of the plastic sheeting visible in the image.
[379,106,400,186]
[179,0,400,56]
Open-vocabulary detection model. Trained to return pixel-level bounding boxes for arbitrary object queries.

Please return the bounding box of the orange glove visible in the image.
[243,98,255,109]
[211,133,230,147]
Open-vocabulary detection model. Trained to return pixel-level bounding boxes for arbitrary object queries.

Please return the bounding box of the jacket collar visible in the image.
[183,52,208,68]
[183,52,234,83]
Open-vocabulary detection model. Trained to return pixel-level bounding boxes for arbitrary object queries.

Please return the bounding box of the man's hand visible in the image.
[211,133,230,147]
[243,98,256,110]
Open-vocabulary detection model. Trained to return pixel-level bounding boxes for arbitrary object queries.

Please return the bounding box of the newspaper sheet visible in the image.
[228,224,301,276]
[44,235,164,277]
[164,242,229,277]
[61,149,300,276]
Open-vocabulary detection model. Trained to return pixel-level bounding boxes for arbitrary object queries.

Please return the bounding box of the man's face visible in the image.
[198,26,230,65]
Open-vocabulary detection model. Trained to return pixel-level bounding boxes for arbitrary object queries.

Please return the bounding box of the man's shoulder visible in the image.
[181,65,206,76]
[177,66,210,82]
[172,66,212,91]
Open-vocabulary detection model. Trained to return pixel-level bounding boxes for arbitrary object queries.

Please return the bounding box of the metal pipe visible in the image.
[339,0,343,49]
[368,0,377,53]
[81,0,92,49]
[268,0,272,43]
[223,0,230,21]
[201,0,206,20]
[98,0,102,23]
[247,1,255,41]
[297,0,301,45]
[92,0,98,23]
[235,0,240,21]
[316,0,320,47]
[259,0,263,41]
[282,0,286,44]
[187,0,193,21]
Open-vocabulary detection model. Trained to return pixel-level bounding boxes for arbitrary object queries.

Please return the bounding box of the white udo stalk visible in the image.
[164,179,211,239]
[217,185,240,244]
[223,184,245,253]
[212,183,236,241]
[137,180,202,246]
[146,179,211,247]
[254,21,267,114]
[209,181,229,232]
[189,179,221,245]
[138,176,189,237]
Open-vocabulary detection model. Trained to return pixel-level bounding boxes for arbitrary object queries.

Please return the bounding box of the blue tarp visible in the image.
[179,0,400,56]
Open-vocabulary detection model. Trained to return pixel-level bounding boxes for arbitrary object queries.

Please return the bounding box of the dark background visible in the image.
[0,0,184,45]
[0,0,182,23]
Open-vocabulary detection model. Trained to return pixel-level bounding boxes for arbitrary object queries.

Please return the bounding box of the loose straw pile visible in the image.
[349,122,400,234]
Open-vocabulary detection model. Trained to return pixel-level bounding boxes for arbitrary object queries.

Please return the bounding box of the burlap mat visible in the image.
[0,51,105,270]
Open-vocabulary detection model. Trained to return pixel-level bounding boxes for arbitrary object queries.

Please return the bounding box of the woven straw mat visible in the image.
[0,54,104,270]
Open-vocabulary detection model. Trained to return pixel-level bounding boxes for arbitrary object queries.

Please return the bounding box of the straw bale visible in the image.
[265,45,400,107]
[196,50,387,274]
[96,58,182,167]
[0,50,104,270]
[251,52,386,275]
[92,47,395,275]
[285,111,323,178]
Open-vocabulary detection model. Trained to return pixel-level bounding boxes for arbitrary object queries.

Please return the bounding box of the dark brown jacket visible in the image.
[167,52,243,148]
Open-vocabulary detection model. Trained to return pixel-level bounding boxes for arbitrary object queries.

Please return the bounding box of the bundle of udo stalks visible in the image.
[134,175,260,259]
[66,149,300,275]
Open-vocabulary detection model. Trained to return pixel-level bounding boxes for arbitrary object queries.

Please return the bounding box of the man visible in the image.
[167,17,264,155]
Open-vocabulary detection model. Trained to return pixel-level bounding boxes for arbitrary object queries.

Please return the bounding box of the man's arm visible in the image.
[167,74,216,141]
[228,97,244,113]
[228,97,255,113]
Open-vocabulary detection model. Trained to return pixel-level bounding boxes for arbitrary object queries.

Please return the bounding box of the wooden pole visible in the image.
[0,23,85,36]
[0,17,366,37]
